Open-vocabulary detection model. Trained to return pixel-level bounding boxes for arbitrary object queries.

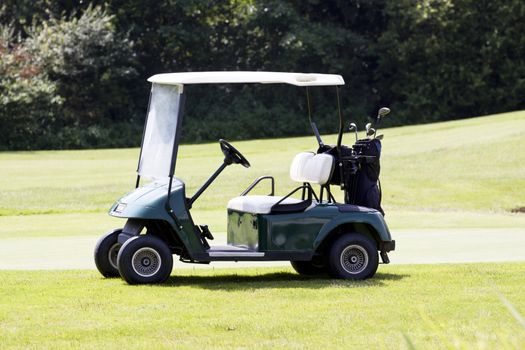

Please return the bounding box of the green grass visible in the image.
[1,113,524,348]
[0,264,524,349]
[0,110,524,237]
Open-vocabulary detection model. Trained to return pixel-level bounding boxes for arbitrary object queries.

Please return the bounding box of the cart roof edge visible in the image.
[147,71,345,87]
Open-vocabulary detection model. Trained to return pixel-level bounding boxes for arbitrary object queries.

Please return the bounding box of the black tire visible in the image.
[94,228,122,278]
[290,260,326,276]
[327,233,379,280]
[117,235,173,285]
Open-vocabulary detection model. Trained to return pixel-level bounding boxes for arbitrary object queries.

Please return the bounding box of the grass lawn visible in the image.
[0,112,524,349]
[0,110,524,237]
[0,263,524,349]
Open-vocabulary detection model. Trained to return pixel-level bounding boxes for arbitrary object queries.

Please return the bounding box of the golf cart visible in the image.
[94,71,395,284]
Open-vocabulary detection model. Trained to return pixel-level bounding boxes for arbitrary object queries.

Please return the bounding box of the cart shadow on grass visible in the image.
[160,271,409,290]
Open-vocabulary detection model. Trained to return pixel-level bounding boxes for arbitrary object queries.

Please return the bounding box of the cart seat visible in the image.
[227,195,307,214]
[289,152,334,184]
[227,152,334,215]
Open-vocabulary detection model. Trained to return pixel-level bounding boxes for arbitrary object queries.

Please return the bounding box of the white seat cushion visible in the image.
[227,195,304,214]
[289,152,334,185]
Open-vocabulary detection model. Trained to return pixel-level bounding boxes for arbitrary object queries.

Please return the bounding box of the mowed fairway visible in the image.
[0,111,524,349]
[0,110,524,237]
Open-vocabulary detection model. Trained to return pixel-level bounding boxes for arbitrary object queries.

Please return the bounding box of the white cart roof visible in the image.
[147,71,344,87]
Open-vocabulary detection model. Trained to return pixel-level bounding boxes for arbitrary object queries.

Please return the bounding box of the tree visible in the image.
[26,5,139,148]
[376,0,525,124]
[0,24,62,150]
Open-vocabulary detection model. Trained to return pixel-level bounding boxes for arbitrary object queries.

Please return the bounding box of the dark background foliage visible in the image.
[0,0,524,150]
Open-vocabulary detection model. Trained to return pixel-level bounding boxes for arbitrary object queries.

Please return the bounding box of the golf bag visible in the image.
[350,139,384,215]
[322,138,384,215]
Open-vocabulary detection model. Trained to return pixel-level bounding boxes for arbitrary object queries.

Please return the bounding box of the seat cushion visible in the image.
[289,152,334,185]
[227,195,304,214]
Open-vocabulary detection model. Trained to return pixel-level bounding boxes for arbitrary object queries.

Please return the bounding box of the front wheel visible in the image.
[94,229,122,277]
[327,233,378,280]
[117,235,173,285]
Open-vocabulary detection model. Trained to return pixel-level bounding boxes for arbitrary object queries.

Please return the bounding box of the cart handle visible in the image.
[241,176,275,196]
[272,183,319,209]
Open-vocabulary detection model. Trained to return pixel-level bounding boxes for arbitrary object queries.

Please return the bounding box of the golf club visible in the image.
[365,122,371,139]
[367,127,376,139]
[374,107,390,138]
[349,122,358,142]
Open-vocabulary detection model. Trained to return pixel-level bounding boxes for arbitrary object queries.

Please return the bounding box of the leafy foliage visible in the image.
[26,5,139,148]
[376,0,525,124]
[0,24,62,150]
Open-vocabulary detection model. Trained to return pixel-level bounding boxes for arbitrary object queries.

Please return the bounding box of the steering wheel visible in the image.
[219,139,251,168]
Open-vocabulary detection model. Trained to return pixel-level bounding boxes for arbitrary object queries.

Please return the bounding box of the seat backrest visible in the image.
[289,152,334,185]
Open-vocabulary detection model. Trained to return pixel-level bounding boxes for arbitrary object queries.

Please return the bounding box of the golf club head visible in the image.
[377,107,391,118]
[349,122,358,142]
[375,107,391,126]
[365,123,372,139]
[375,134,384,140]
[367,128,375,137]
[374,107,390,137]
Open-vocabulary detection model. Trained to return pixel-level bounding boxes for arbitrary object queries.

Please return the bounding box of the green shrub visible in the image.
[0,6,139,150]
[0,25,62,150]
[26,5,139,148]
[376,0,525,124]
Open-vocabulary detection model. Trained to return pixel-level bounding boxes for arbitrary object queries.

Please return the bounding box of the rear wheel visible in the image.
[327,233,378,280]
[290,260,326,276]
[117,235,173,285]
[94,229,122,277]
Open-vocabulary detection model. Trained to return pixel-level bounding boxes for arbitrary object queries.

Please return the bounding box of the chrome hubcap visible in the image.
[340,245,368,274]
[132,247,162,277]
[108,243,121,270]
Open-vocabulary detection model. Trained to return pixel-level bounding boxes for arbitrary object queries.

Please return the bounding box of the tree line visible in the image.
[1,0,523,150]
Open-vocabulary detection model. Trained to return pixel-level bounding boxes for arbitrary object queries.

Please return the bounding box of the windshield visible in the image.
[138,83,183,179]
